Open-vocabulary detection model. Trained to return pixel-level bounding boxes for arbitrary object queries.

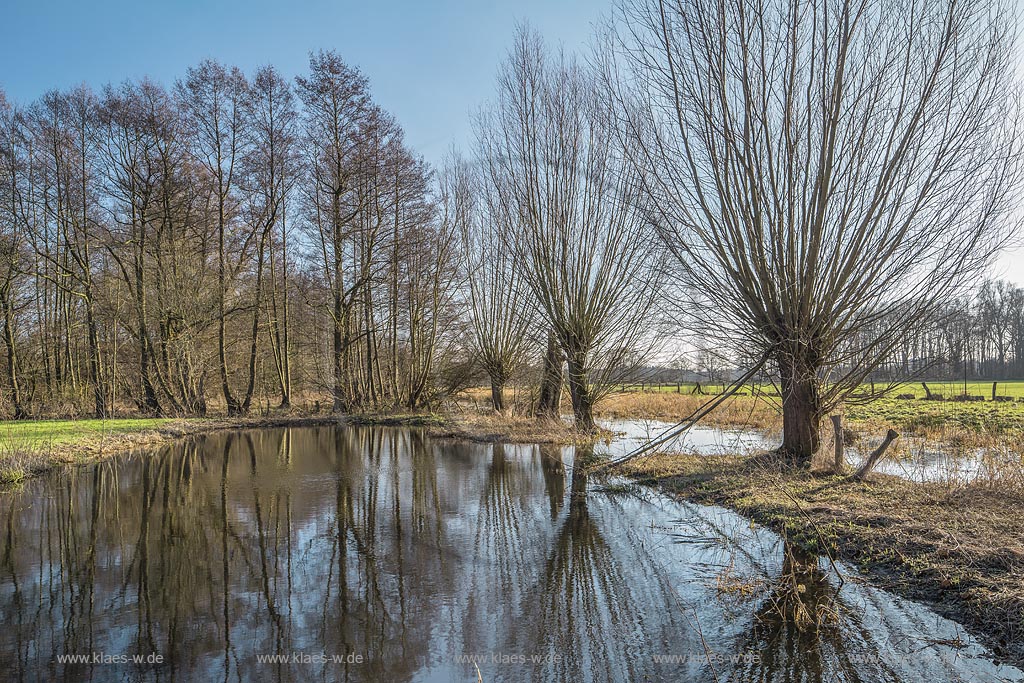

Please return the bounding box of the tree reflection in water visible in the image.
[0,426,1018,683]
[518,444,646,682]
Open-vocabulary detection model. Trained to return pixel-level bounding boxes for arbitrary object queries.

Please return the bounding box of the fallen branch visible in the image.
[852,429,899,481]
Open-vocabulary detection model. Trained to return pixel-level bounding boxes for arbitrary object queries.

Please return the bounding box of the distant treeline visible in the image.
[624,279,1024,387]
[877,280,1024,381]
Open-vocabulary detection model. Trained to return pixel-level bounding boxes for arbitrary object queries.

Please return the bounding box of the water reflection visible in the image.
[0,426,1019,683]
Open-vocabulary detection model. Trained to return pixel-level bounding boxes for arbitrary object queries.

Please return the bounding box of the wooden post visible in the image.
[830,414,844,474]
[992,381,997,401]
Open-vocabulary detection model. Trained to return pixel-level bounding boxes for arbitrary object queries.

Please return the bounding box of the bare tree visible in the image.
[242,66,299,411]
[25,87,110,417]
[0,92,27,417]
[177,60,251,415]
[404,175,463,409]
[246,66,300,410]
[296,51,373,412]
[534,333,565,419]
[611,0,1022,462]
[96,80,182,414]
[0,59,483,419]
[481,26,663,432]
[450,156,532,413]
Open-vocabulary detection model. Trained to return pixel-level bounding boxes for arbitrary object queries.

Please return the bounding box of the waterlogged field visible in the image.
[595,382,1024,487]
[605,380,1024,435]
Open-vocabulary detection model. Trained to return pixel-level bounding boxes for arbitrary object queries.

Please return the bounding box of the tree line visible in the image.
[2,0,1022,467]
[0,40,664,432]
[0,53,462,420]
[625,278,1024,389]
[880,279,1024,382]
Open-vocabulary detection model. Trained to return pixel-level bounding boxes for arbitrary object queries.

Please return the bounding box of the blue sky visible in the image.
[3,0,1023,282]
[0,0,608,164]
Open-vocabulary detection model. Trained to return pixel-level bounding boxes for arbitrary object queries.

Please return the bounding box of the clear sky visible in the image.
[2,0,1022,283]
[0,0,606,163]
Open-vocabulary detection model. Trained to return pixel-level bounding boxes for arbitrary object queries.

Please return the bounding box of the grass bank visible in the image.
[617,452,1024,667]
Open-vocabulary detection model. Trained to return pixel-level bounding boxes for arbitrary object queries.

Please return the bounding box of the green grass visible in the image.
[879,380,1024,400]
[0,418,175,488]
[0,418,172,449]
[848,396,1024,434]
[618,379,1024,399]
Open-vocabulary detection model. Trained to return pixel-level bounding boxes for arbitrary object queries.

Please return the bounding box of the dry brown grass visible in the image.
[596,391,782,428]
[620,452,1024,666]
[455,386,783,430]
[714,559,765,600]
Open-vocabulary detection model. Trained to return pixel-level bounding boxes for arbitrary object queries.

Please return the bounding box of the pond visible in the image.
[0,425,1020,682]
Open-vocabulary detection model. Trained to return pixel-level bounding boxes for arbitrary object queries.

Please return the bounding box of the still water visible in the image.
[599,418,1018,484]
[0,425,1019,682]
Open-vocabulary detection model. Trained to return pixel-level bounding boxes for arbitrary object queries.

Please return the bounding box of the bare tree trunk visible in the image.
[218,224,239,415]
[279,208,291,408]
[779,353,821,465]
[84,297,106,418]
[268,236,289,408]
[332,296,346,413]
[490,376,505,413]
[240,235,267,415]
[0,288,26,419]
[853,430,900,480]
[135,248,160,415]
[536,332,563,419]
[566,350,596,432]
[390,178,400,402]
